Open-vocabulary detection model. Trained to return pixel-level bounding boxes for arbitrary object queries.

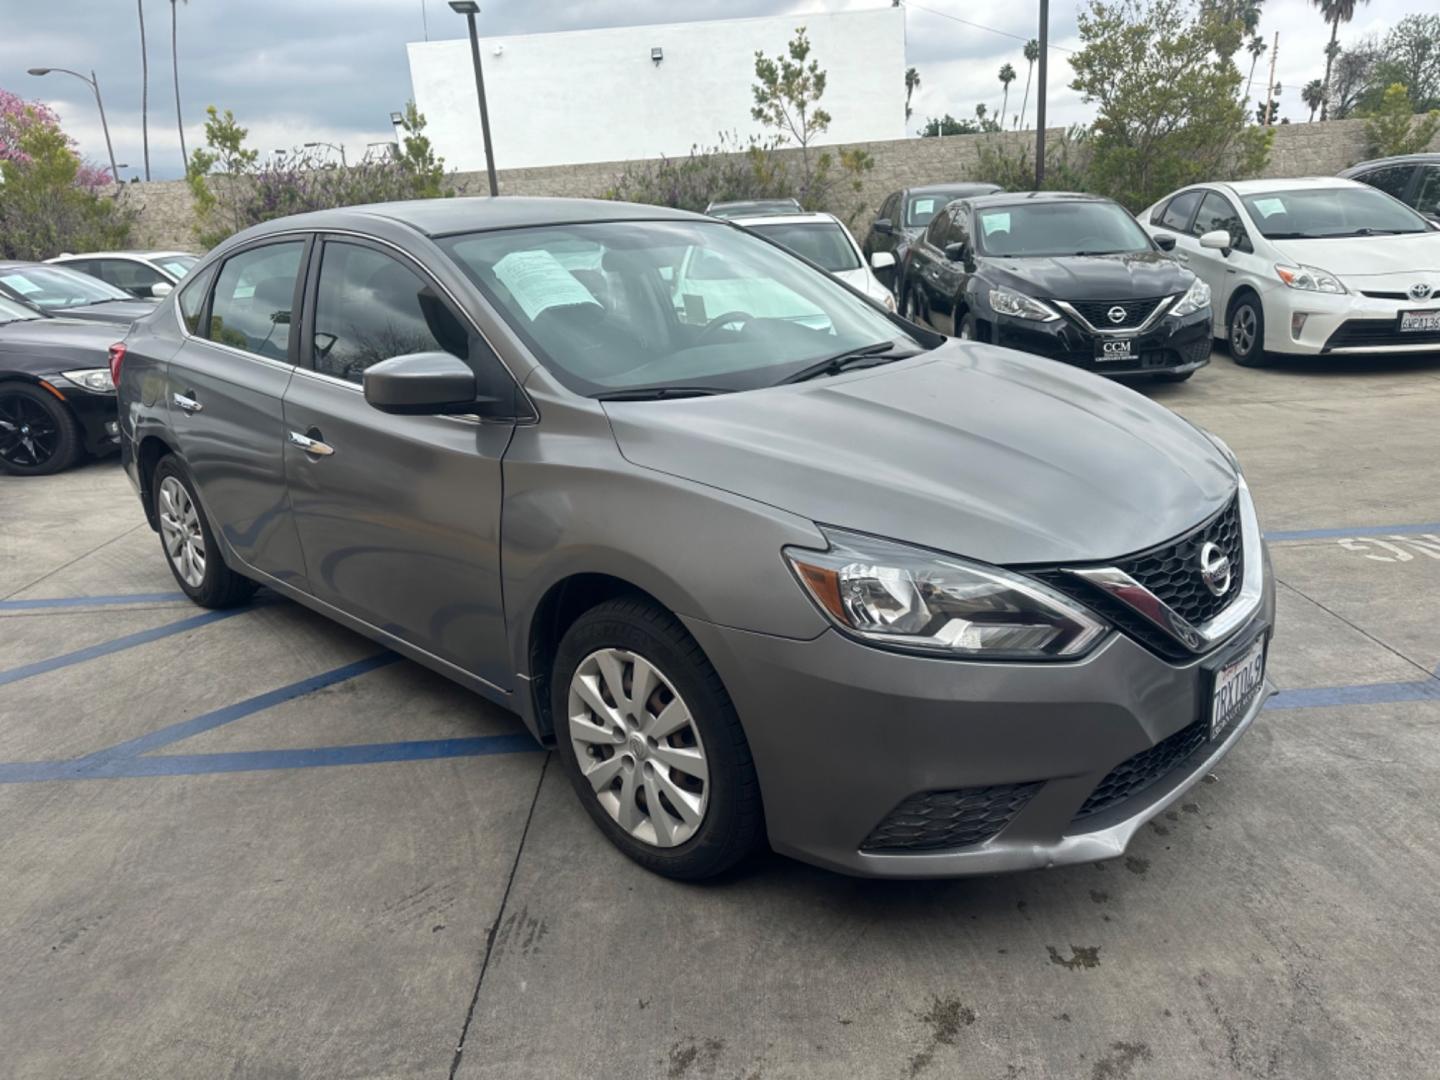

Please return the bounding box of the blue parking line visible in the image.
[1265,673,1440,710]
[1266,522,1440,542]
[0,592,188,611]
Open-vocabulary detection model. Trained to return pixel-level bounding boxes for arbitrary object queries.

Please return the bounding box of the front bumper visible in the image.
[1263,284,1440,355]
[683,557,1275,878]
[987,307,1213,376]
[43,376,119,457]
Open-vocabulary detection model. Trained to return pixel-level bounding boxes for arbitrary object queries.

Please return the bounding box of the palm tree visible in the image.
[1244,35,1267,105]
[998,63,1016,129]
[137,0,151,180]
[905,67,921,123]
[170,0,187,173]
[1019,39,1040,129]
[1302,78,1325,120]
[1314,0,1369,120]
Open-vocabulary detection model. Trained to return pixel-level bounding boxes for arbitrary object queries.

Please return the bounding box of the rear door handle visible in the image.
[288,430,335,457]
[172,391,202,413]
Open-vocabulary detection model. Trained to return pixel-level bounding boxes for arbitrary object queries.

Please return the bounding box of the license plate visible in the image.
[1095,338,1134,361]
[1399,310,1440,333]
[1210,635,1266,740]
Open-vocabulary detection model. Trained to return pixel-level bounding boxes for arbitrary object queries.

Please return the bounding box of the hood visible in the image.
[983,250,1192,302]
[1270,231,1440,279]
[0,317,120,374]
[50,300,153,325]
[604,342,1236,566]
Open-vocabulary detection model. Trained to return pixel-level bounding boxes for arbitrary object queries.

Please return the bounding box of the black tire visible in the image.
[0,382,82,476]
[1227,294,1267,367]
[151,456,257,609]
[1156,369,1195,382]
[551,597,763,881]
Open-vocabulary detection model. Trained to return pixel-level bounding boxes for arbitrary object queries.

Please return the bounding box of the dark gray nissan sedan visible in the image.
[115,198,1275,880]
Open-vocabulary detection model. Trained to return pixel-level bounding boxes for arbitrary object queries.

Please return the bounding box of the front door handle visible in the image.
[288,430,335,457]
[172,391,203,413]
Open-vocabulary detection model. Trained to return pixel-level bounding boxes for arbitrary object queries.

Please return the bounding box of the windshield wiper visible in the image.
[1334,228,1413,237]
[777,341,913,385]
[594,386,730,402]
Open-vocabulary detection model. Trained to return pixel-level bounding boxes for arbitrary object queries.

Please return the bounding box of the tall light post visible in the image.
[449,0,498,196]
[27,66,120,182]
[1034,0,1049,189]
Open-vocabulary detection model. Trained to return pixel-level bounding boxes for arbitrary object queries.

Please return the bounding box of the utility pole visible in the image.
[1035,0,1049,188]
[1263,31,1279,126]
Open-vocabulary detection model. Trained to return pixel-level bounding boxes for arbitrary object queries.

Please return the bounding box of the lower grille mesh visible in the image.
[861,782,1041,852]
[1072,721,1208,822]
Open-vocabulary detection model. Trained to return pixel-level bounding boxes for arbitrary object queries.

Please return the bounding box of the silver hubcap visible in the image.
[567,648,709,848]
[158,476,206,588]
[1231,306,1256,355]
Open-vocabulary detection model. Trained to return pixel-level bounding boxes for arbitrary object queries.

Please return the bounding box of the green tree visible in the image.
[186,106,259,246]
[1314,0,1370,120]
[1378,14,1440,112]
[1019,39,1040,129]
[751,27,831,191]
[998,63,1017,129]
[1302,78,1325,120]
[919,113,980,137]
[1327,37,1380,118]
[1362,83,1440,157]
[1244,35,1267,105]
[1069,0,1271,211]
[905,66,921,122]
[393,100,447,198]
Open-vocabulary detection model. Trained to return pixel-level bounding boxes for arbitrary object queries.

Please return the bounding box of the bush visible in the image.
[969,127,1092,191]
[1361,84,1440,159]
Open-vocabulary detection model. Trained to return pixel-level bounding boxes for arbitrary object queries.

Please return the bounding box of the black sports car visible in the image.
[0,261,158,326]
[0,295,121,475]
[897,192,1214,381]
[862,182,1002,294]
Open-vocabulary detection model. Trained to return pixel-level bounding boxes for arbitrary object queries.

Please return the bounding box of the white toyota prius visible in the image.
[1141,177,1440,365]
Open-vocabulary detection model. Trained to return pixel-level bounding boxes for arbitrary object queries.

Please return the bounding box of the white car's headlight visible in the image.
[1275,264,1346,294]
[1170,277,1212,317]
[60,368,115,392]
[989,287,1061,322]
[785,528,1107,659]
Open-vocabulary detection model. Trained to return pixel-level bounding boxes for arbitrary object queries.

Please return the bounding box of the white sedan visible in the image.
[725,210,899,312]
[1141,177,1440,365]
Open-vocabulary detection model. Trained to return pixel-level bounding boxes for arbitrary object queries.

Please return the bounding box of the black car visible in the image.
[1338,154,1440,222]
[897,192,1214,381]
[0,294,121,475]
[0,261,158,326]
[862,182,1002,294]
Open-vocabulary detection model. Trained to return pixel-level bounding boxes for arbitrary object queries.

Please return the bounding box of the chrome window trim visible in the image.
[1053,296,1178,337]
[1063,476,1263,655]
[189,336,297,374]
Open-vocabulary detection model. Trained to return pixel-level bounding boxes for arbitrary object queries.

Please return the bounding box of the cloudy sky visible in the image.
[0,0,1418,180]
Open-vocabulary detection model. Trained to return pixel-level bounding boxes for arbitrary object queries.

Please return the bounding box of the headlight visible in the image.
[880,290,897,313]
[1274,264,1345,294]
[989,287,1060,322]
[60,368,115,393]
[785,528,1107,659]
[1170,277,1212,316]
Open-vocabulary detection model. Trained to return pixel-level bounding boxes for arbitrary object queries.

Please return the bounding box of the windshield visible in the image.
[976,201,1152,257]
[438,220,920,396]
[0,295,44,323]
[905,196,948,228]
[1240,186,1432,238]
[748,221,862,272]
[158,255,197,277]
[0,265,130,308]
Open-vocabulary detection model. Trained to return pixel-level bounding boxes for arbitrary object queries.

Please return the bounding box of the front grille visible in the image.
[1066,297,1166,330]
[1360,291,1408,301]
[1324,319,1440,350]
[861,782,1041,852]
[1073,720,1208,821]
[1116,496,1243,627]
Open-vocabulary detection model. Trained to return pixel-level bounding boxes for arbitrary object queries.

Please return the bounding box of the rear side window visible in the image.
[1159,190,1203,231]
[311,241,467,385]
[207,242,304,361]
[1356,164,1415,201]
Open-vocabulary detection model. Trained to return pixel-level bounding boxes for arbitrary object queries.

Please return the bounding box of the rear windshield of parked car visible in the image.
[974,201,1152,258]
[1240,186,1431,238]
[0,265,129,308]
[748,222,861,272]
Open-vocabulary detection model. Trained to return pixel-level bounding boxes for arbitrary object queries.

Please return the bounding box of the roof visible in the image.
[1340,153,1440,174]
[1220,177,1363,195]
[728,212,841,227]
[53,250,196,259]
[966,191,1115,208]
[904,182,1003,197]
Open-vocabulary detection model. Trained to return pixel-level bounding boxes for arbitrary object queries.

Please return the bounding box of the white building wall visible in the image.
[407,8,906,172]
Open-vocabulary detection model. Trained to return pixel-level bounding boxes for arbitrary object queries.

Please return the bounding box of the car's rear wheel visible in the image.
[152,457,257,608]
[1228,295,1267,367]
[552,597,763,880]
[0,383,82,476]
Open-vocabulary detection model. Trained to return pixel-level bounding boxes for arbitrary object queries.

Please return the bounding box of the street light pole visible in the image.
[450,1,498,196]
[27,66,120,182]
[1035,0,1049,189]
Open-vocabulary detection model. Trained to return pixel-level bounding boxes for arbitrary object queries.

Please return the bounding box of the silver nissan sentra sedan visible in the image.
[114,198,1275,880]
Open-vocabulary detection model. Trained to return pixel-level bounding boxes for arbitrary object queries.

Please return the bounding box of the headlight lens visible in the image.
[1275,264,1346,294]
[1170,277,1212,316]
[60,368,115,392]
[785,528,1107,659]
[989,287,1060,322]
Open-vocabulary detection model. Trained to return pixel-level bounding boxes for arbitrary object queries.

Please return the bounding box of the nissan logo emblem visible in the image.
[1198,541,1232,597]
[1409,282,1434,301]
[1106,306,1128,324]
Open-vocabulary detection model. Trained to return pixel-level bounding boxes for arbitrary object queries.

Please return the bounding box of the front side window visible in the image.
[312,241,467,385]
[976,201,1152,257]
[1158,190,1203,231]
[0,265,128,309]
[748,222,861,272]
[438,219,921,397]
[1356,165,1415,200]
[1192,192,1249,250]
[924,210,951,246]
[1240,186,1432,238]
[207,242,304,360]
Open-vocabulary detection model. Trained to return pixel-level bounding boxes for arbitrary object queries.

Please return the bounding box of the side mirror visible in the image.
[1199,229,1232,256]
[363,351,483,415]
[943,241,969,263]
[150,281,174,298]
[870,250,897,271]
[1154,234,1177,252]
[873,218,894,236]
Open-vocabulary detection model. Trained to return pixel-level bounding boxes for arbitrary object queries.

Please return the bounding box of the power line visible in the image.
[903,2,1077,54]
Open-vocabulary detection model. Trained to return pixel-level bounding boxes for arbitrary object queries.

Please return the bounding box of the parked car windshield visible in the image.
[0,295,44,323]
[0,265,131,308]
[157,255,198,277]
[747,221,862,272]
[439,220,921,396]
[1239,185,1432,238]
[905,195,949,228]
[975,201,1153,257]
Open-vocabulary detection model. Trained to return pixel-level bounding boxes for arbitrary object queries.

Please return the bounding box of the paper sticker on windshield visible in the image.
[980,212,1011,235]
[911,198,937,216]
[0,274,41,296]
[1251,197,1286,218]
[492,250,601,320]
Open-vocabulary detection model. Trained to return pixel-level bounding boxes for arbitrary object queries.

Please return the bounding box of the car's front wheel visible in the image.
[0,383,82,476]
[152,456,257,608]
[1228,295,1267,367]
[552,597,763,880]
